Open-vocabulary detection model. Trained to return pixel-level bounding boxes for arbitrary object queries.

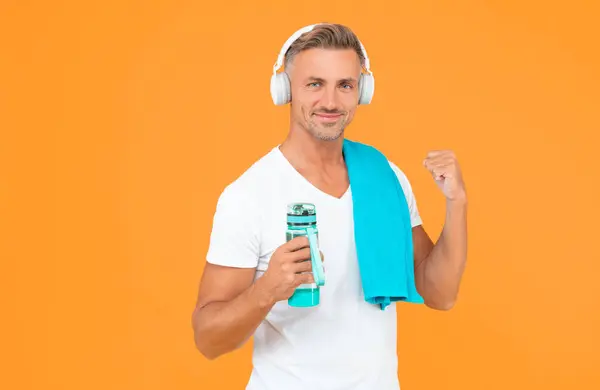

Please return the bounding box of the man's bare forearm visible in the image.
[419,199,468,310]
[192,278,275,360]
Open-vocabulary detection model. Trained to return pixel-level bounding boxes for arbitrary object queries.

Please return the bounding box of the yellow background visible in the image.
[2,1,599,389]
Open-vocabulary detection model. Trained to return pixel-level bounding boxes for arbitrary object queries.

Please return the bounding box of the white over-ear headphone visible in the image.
[270,23,375,106]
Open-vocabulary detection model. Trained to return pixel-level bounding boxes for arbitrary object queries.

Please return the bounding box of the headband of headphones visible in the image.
[271,23,373,76]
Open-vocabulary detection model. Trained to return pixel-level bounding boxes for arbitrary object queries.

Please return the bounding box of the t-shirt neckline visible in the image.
[272,145,351,202]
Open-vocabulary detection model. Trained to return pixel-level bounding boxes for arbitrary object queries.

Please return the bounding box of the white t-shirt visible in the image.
[206,145,423,390]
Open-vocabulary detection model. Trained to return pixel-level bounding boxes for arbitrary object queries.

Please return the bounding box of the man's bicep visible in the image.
[197,184,261,308]
[412,225,434,271]
[195,263,256,309]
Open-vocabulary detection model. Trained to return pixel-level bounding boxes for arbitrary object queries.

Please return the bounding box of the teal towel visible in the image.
[342,139,424,310]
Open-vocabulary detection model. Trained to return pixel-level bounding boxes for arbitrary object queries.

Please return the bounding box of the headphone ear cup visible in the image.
[270,72,291,105]
[358,73,375,105]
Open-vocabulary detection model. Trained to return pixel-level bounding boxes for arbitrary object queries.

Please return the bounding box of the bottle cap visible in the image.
[287,203,316,225]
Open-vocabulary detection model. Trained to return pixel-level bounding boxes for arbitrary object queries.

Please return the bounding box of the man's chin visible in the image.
[313,127,344,141]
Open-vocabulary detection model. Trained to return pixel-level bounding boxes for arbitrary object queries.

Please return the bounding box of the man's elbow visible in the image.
[424,295,457,311]
[194,335,239,361]
[192,309,221,360]
[197,344,221,361]
[193,328,225,360]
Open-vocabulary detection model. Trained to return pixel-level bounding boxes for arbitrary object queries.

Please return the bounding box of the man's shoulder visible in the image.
[216,146,280,203]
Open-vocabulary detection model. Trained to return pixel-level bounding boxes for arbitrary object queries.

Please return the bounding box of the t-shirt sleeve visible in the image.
[388,161,423,228]
[205,182,260,268]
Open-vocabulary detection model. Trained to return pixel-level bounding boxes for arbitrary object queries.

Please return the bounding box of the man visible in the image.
[192,23,468,390]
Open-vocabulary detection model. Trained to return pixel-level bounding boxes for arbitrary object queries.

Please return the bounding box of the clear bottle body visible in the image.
[286,203,321,307]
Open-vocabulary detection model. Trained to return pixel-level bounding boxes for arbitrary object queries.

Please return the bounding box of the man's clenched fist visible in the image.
[423,150,467,202]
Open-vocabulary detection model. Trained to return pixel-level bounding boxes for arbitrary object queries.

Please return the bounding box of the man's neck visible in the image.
[279,128,345,171]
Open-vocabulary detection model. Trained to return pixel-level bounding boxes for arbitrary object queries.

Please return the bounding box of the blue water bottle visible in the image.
[286,203,325,307]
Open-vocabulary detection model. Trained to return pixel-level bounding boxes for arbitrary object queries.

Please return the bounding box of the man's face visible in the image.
[287,48,362,141]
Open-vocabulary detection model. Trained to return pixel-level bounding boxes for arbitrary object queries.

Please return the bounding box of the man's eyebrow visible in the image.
[338,77,358,84]
[304,77,358,83]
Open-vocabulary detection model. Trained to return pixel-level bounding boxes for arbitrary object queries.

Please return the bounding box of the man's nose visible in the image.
[321,86,339,110]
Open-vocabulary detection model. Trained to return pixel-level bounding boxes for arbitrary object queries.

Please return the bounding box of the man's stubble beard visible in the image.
[308,123,346,141]
[305,116,348,141]
[292,105,351,141]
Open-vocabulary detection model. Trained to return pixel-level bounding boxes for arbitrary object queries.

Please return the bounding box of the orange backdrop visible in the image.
[2,1,599,389]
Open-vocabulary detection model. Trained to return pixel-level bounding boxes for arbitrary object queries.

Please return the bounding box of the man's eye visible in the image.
[308,82,321,87]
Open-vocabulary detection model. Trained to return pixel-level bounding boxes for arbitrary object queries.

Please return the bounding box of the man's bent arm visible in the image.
[413,198,468,310]
[192,263,274,360]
